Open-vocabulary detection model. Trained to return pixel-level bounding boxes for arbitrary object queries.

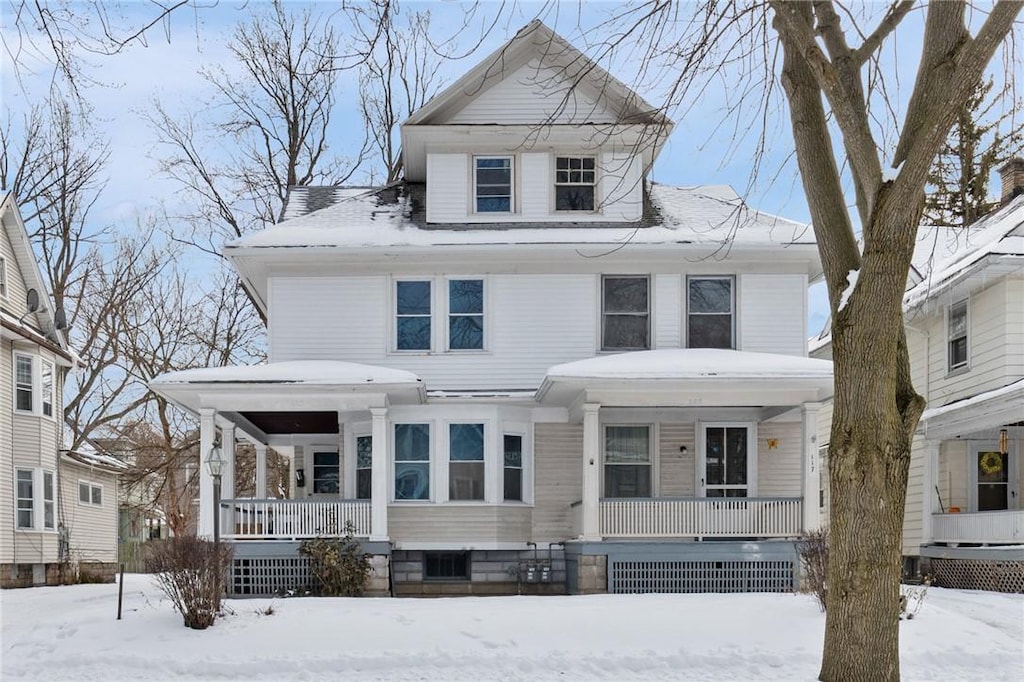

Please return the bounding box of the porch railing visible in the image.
[221,499,371,540]
[597,497,803,539]
[931,510,1024,545]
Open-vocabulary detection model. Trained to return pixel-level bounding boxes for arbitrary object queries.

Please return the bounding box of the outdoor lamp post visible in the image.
[206,441,224,546]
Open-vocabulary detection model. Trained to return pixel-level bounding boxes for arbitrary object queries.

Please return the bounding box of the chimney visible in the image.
[998,157,1024,206]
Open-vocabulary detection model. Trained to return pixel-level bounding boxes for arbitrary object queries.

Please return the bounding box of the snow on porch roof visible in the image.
[543,349,834,381]
[150,360,423,387]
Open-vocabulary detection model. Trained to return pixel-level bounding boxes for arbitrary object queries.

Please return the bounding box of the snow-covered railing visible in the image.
[221,499,371,540]
[931,510,1024,545]
[600,497,802,539]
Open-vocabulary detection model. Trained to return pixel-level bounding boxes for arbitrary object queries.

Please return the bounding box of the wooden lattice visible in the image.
[610,560,795,594]
[929,558,1024,593]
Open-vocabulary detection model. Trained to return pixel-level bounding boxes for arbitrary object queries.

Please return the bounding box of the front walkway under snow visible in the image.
[2,575,1021,681]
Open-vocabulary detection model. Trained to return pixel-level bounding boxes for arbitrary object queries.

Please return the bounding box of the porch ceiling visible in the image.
[239,411,339,435]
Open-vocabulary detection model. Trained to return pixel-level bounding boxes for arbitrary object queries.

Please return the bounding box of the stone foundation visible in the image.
[575,555,608,594]
[365,554,391,597]
[391,549,567,596]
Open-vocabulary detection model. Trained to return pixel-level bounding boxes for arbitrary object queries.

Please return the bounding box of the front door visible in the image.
[975,447,1010,511]
[701,425,753,498]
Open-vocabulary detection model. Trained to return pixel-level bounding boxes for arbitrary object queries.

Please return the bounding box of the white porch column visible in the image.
[255,443,268,499]
[581,403,602,541]
[198,408,217,538]
[801,402,822,532]
[370,407,389,541]
[921,439,940,545]
[221,423,236,501]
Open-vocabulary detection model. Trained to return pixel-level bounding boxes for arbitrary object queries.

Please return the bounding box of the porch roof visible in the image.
[536,349,834,407]
[920,378,1024,440]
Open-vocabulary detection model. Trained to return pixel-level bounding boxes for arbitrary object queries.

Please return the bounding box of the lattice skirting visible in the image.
[610,560,795,594]
[929,558,1024,593]
[231,557,311,596]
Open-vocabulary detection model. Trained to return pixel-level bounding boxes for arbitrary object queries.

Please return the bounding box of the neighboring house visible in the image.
[150,21,832,597]
[811,159,1024,593]
[0,194,124,587]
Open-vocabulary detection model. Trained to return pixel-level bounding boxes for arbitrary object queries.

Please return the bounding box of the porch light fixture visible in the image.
[206,440,224,546]
[999,429,1009,456]
[206,441,225,478]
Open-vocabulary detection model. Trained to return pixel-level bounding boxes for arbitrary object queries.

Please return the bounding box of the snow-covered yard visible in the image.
[2,575,1021,681]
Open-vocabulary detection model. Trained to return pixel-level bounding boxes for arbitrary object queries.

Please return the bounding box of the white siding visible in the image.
[654,274,681,348]
[757,421,802,497]
[448,59,617,125]
[599,152,643,221]
[389,505,532,545]
[903,435,926,555]
[532,423,582,543]
[426,153,469,223]
[519,153,549,218]
[739,274,808,355]
[60,462,119,564]
[658,422,695,496]
[1006,276,1024,380]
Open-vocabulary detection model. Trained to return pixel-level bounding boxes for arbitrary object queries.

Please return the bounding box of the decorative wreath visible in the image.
[979,451,1004,476]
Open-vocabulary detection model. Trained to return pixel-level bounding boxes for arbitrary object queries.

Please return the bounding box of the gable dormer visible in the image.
[400,21,674,225]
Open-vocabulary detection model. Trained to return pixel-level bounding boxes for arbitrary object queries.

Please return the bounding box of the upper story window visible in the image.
[15,353,33,412]
[79,480,103,506]
[687,276,734,349]
[948,299,968,372]
[449,423,485,501]
[602,275,649,350]
[604,425,652,498]
[41,360,53,417]
[16,468,55,531]
[13,353,55,417]
[475,157,513,213]
[395,423,430,500]
[0,256,7,298]
[396,280,432,351]
[555,156,596,211]
[448,279,484,350]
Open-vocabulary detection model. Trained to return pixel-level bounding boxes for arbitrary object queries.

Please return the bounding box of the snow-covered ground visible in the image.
[2,575,1021,681]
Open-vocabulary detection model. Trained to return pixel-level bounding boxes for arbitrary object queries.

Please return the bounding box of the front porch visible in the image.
[931,509,1024,545]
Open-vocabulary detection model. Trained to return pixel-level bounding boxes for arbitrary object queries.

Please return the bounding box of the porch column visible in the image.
[370,407,389,541]
[198,408,217,538]
[921,439,940,545]
[221,423,236,501]
[255,443,268,499]
[581,402,602,541]
[801,402,822,532]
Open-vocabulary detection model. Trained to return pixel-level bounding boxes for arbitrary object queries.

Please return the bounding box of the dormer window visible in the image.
[555,156,596,211]
[475,157,513,213]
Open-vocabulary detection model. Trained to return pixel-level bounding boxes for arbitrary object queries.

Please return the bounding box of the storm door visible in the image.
[701,425,753,498]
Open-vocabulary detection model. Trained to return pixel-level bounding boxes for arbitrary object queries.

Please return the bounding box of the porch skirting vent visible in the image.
[231,557,310,596]
[609,560,794,594]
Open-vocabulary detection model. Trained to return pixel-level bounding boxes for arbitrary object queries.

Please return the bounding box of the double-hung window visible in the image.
[475,157,512,213]
[449,423,484,501]
[312,451,339,494]
[16,469,33,529]
[15,354,33,412]
[555,156,596,211]
[503,434,523,502]
[13,353,54,416]
[16,468,55,530]
[355,435,373,500]
[948,299,968,372]
[448,279,484,350]
[602,276,649,350]
[41,360,53,417]
[395,424,430,500]
[688,276,734,348]
[604,426,652,498]
[396,280,432,351]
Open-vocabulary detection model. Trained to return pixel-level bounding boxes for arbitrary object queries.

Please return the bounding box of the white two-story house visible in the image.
[151,21,832,596]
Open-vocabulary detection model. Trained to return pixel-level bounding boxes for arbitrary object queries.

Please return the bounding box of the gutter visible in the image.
[1,316,74,363]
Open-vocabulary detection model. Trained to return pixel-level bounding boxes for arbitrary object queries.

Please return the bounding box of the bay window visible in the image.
[604,425,652,498]
[395,423,430,500]
[449,423,484,501]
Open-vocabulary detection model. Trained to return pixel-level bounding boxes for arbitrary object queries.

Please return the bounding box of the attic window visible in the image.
[475,157,512,213]
[555,156,596,211]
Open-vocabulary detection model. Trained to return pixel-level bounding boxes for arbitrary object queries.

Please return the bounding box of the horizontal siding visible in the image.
[654,274,681,348]
[599,152,643,221]
[658,422,695,496]
[389,505,531,545]
[426,153,469,223]
[903,436,926,556]
[939,440,969,512]
[739,274,807,355]
[757,421,801,497]
[1,219,42,328]
[519,153,548,218]
[61,463,119,564]
[1004,275,1024,379]
[532,423,582,543]
[0,338,12,563]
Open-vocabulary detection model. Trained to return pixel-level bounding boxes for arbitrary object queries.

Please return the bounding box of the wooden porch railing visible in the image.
[221,499,371,539]
[931,510,1024,545]
[597,497,803,539]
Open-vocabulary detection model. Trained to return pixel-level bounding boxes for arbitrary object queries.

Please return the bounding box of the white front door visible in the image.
[700,424,755,498]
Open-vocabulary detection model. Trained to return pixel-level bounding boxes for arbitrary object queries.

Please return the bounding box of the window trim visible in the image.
[394,278,433,353]
[686,275,736,349]
[447,422,486,502]
[553,155,598,213]
[78,479,104,507]
[602,424,657,499]
[600,275,651,351]
[310,449,340,496]
[445,277,486,352]
[947,298,969,374]
[12,352,56,419]
[502,433,524,503]
[14,352,34,414]
[393,422,432,502]
[41,359,54,417]
[16,467,57,532]
[16,468,34,530]
[473,155,514,214]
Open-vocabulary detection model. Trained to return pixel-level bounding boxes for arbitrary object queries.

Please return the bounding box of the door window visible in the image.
[977,450,1008,511]
[704,426,749,497]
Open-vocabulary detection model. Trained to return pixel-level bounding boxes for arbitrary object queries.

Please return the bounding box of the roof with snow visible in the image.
[545,349,833,381]
[150,360,423,387]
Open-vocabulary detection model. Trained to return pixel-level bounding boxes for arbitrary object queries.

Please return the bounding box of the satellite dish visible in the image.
[54,307,67,330]
[26,288,39,312]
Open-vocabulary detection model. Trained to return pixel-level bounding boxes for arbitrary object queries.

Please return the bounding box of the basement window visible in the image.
[424,552,470,580]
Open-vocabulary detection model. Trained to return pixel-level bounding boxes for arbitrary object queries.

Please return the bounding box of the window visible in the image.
[503,434,523,502]
[16,468,56,530]
[448,279,484,350]
[396,280,431,351]
[555,156,596,211]
[688,277,734,349]
[0,256,7,298]
[475,157,512,212]
[43,472,55,528]
[355,435,372,500]
[78,480,102,507]
[15,353,33,412]
[604,426,652,498]
[312,451,339,494]
[948,299,968,372]
[818,445,829,510]
[424,551,470,580]
[41,360,53,417]
[449,423,484,501]
[704,426,750,498]
[16,469,33,529]
[602,276,649,350]
[395,423,430,500]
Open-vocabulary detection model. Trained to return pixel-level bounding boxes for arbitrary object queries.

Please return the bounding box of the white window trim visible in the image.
[443,276,487,353]
[16,467,57,532]
[947,298,970,375]
[392,422,433,503]
[393,278,434,353]
[443,421,488,503]
[600,274,652,352]
[685,276,736,349]
[78,479,104,507]
[472,155,515,215]
[552,155,599,213]
[601,423,659,498]
[501,426,530,504]
[308,447,340,498]
[697,422,758,498]
[41,359,54,417]
[12,352,56,419]
[344,421,372,500]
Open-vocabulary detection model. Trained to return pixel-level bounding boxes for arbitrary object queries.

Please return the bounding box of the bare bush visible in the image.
[298,524,371,597]
[146,537,234,630]
[797,528,828,612]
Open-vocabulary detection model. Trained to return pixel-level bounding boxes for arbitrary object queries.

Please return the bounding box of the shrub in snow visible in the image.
[298,523,371,597]
[796,529,828,612]
[900,575,933,620]
[145,537,234,630]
